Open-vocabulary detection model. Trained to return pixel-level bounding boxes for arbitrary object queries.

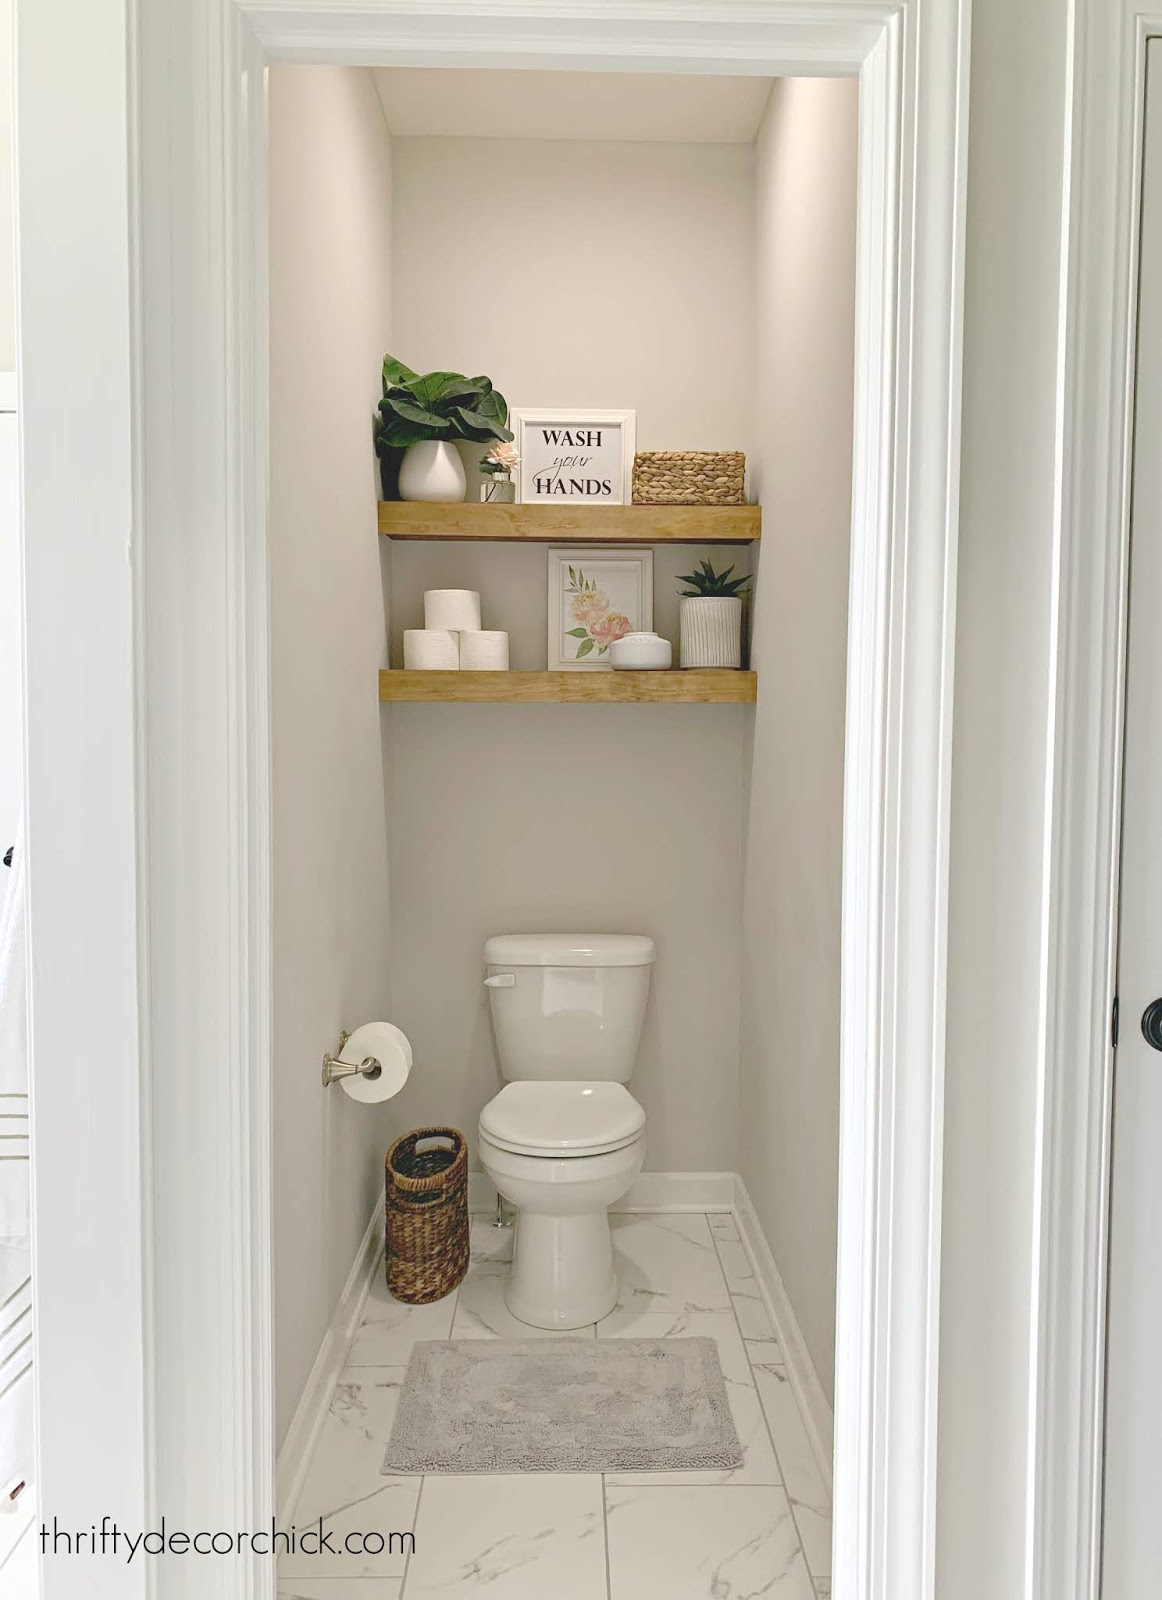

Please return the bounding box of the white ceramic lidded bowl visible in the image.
[609,631,673,671]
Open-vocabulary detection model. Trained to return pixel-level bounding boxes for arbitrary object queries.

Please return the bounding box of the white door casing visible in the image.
[19,3,969,1599]
[1100,36,1162,1600]
[1029,10,1162,1600]
[16,5,148,1599]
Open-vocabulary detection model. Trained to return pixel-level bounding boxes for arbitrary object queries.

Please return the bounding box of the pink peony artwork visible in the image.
[563,565,635,660]
[550,550,652,669]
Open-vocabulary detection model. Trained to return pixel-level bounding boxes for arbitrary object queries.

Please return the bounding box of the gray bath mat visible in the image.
[382,1336,743,1475]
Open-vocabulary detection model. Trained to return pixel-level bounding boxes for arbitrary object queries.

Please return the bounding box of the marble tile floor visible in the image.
[279,1211,832,1600]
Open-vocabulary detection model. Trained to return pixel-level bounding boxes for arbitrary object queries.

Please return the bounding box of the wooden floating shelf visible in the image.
[379,670,757,705]
[377,502,760,544]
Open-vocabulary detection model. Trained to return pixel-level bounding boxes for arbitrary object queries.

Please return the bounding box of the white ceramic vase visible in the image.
[679,596,743,668]
[398,440,467,503]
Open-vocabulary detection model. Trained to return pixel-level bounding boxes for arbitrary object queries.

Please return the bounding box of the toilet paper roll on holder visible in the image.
[322,1030,383,1088]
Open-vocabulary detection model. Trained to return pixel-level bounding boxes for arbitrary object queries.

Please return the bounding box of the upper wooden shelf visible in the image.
[377,502,761,543]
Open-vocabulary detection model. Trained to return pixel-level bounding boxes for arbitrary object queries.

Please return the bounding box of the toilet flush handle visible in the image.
[483,973,516,988]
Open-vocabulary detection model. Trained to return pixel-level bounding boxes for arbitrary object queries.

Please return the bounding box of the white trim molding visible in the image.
[1030,9,1162,1600]
[275,1202,383,1531]
[20,5,970,1600]
[17,5,150,1596]
[735,1176,834,1491]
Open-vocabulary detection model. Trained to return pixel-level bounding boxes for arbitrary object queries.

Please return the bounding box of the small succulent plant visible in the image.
[677,558,752,599]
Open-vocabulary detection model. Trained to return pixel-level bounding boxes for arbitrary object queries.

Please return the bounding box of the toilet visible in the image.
[478,933,654,1329]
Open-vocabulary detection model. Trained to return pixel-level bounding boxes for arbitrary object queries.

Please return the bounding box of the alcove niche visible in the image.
[268,62,857,1445]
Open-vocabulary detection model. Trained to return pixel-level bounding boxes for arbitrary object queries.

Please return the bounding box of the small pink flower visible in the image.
[589,611,632,646]
[571,589,611,626]
[485,441,520,472]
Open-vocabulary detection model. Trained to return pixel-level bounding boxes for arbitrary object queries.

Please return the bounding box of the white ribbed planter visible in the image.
[679,596,743,669]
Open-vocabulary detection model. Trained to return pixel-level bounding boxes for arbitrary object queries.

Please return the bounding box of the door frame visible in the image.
[20,2,970,1597]
[1029,6,1162,1600]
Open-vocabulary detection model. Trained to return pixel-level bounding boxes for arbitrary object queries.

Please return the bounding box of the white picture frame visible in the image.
[547,547,654,671]
[512,408,636,504]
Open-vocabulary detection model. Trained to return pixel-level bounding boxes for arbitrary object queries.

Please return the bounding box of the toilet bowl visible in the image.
[479,934,655,1330]
[478,1081,646,1328]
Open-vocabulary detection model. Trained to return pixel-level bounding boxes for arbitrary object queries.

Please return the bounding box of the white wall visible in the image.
[0,390,18,891]
[0,0,16,852]
[0,0,12,371]
[384,134,754,1170]
[0,400,17,857]
[268,65,396,1448]
[738,78,858,1408]
[935,0,1070,1590]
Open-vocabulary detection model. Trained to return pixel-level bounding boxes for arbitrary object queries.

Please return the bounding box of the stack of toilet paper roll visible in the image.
[403,589,510,672]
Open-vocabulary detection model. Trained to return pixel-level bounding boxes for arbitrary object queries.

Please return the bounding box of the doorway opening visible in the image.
[267,64,854,1597]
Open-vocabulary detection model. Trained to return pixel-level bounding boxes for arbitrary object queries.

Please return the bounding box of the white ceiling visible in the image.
[372,69,775,144]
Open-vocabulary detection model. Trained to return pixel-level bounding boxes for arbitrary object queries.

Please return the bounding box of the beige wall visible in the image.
[383,133,755,1170]
[390,135,756,456]
[739,77,859,1409]
[385,703,746,1171]
[268,65,396,1448]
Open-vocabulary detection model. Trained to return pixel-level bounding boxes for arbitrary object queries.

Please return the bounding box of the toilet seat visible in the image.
[479,1081,645,1158]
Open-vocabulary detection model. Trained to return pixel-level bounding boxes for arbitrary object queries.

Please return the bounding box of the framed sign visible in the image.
[512,409,636,504]
[547,547,653,671]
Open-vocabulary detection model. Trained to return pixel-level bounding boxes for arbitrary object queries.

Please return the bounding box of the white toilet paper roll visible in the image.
[338,1021,412,1104]
[424,588,481,632]
[458,630,510,671]
[403,629,460,670]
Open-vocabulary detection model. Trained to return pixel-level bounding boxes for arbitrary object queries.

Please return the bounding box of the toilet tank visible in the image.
[483,934,655,1083]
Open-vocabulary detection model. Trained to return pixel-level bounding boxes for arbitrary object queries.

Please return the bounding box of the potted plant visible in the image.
[374,355,513,503]
[677,558,752,668]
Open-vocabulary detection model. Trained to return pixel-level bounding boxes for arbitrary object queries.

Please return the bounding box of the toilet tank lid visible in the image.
[484,933,655,968]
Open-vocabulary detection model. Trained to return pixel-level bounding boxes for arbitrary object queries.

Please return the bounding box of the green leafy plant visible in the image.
[373,355,513,454]
[677,558,752,599]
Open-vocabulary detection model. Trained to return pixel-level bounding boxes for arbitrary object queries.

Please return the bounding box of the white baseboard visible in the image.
[275,1199,383,1528]
[467,1169,734,1215]
[733,1175,834,1492]
[622,1170,734,1212]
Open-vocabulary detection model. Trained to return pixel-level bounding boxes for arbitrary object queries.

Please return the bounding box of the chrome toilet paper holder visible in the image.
[322,1030,384,1088]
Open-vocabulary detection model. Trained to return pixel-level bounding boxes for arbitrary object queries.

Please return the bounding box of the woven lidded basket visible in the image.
[632,451,746,506]
[384,1127,470,1305]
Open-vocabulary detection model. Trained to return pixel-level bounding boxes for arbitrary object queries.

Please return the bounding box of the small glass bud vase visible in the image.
[480,473,516,504]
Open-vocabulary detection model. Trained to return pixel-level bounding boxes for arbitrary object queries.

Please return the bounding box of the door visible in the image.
[1103,36,1162,1600]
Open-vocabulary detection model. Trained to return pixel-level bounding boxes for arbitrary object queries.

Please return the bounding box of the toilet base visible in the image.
[477,1126,645,1329]
[505,1209,618,1329]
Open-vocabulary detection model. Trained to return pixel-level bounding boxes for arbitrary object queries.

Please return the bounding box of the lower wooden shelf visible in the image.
[378,669,757,704]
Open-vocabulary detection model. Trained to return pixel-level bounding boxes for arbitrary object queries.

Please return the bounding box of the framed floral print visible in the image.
[547,548,654,671]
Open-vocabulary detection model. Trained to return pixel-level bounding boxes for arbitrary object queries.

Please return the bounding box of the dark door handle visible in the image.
[1142,999,1162,1050]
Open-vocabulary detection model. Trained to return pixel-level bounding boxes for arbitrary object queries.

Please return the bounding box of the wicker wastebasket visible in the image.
[384,1127,470,1304]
